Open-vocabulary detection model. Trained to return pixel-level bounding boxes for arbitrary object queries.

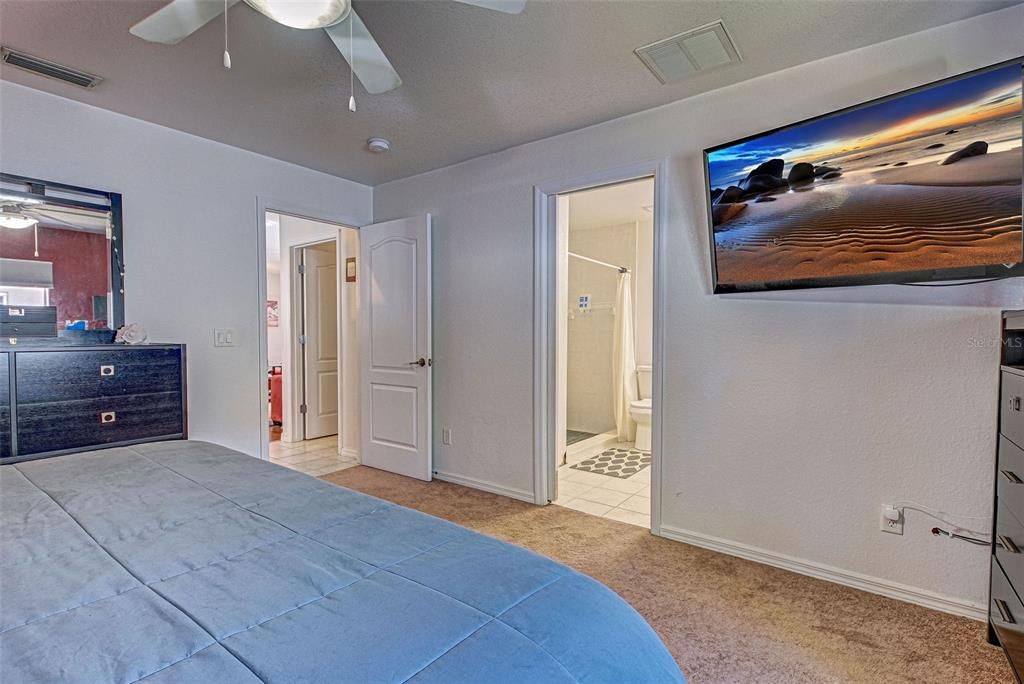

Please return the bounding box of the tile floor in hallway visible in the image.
[269,435,357,477]
[554,438,651,528]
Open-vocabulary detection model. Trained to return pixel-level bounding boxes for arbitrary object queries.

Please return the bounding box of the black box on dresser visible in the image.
[991,310,1024,681]
[0,344,187,464]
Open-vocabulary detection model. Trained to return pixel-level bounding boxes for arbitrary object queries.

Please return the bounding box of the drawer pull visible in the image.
[997,598,1016,624]
[99,411,116,424]
[1003,470,1024,484]
[1012,396,1022,412]
[8,307,24,316]
[99,365,115,377]
[1000,535,1021,554]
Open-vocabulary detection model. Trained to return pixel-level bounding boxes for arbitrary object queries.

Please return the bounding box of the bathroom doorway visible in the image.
[547,177,656,528]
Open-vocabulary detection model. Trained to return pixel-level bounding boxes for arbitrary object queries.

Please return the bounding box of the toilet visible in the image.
[629,366,653,452]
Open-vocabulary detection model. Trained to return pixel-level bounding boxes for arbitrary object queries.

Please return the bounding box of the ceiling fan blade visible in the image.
[452,0,526,14]
[324,10,402,95]
[129,0,241,45]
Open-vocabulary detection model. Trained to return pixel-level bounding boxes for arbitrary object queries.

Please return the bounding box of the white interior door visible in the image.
[302,243,339,439]
[359,215,432,480]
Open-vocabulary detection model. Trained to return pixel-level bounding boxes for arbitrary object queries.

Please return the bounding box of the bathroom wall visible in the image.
[566,222,637,434]
[635,218,654,367]
[566,217,654,434]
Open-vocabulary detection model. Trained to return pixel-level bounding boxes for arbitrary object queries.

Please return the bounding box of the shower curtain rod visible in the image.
[568,251,630,274]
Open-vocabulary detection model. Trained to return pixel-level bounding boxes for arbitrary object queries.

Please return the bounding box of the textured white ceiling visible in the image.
[569,178,653,231]
[0,0,1019,185]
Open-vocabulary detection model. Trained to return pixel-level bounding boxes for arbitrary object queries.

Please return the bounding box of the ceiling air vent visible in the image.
[635,20,741,84]
[1,47,103,89]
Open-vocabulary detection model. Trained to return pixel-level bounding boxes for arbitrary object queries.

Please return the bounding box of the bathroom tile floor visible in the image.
[269,435,358,477]
[554,438,651,528]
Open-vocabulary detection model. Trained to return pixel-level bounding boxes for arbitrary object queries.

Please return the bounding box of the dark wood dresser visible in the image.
[0,344,186,464]
[991,311,1024,681]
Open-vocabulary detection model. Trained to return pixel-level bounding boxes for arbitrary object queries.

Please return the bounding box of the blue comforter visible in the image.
[0,440,683,683]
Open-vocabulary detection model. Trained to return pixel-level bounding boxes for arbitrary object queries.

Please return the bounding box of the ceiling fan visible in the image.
[129,0,526,95]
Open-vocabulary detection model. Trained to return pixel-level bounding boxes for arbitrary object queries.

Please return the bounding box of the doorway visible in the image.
[534,167,664,531]
[262,211,359,478]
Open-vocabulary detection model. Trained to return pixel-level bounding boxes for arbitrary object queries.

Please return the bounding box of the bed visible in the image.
[0,440,683,683]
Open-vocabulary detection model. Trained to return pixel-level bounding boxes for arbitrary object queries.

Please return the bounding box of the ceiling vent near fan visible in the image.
[1,47,104,89]
[635,21,741,84]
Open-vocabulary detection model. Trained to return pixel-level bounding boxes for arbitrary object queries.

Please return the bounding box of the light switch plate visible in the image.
[214,328,236,347]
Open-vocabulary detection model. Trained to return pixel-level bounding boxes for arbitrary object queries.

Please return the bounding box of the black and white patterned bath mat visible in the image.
[570,448,651,479]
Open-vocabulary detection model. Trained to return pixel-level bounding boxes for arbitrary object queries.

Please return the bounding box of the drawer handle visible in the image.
[100,365,115,377]
[8,307,24,316]
[1003,470,1024,484]
[997,598,1016,624]
[1012,396,1022,412]
[100,411,116,424]
[1000,535,1021,554]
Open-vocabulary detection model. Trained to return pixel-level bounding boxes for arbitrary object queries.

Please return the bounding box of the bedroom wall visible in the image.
[373,4,1024,614]
[0,82,372,457]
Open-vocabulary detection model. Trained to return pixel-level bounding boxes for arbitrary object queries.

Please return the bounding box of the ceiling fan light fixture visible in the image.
[0,212,39,230]
[242,0,350,29]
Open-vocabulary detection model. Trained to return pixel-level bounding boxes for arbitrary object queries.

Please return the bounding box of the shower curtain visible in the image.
[612,272,637,443]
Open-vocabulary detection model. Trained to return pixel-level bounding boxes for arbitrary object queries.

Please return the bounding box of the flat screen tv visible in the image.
[704,59,1023,293]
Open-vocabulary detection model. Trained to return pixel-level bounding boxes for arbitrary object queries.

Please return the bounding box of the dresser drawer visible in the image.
[0,353,9,461]
[15,392,184,456]
[999,436,1024,526]
[1003,370,1024,450]
[15,349,182,404]
[997,500,1024,594]
[992,558,1024,681]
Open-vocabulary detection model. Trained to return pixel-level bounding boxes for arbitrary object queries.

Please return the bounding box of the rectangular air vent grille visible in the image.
[1,47,103,89]
[635,20,741,84]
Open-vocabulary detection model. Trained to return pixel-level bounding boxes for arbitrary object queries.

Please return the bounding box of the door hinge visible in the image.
[300,404,307,414]
[297,264,305,275]
[298,335,306,345]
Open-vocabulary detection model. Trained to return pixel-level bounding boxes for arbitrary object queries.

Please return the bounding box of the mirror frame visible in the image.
[0,172,124,331]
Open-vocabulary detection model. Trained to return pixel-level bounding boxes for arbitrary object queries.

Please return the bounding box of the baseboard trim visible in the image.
[340,447,359,461]
[658,524,985,621]
[433,471,536,504]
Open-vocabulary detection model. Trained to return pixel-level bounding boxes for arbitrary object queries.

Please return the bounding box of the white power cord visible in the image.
[892,500,991,538]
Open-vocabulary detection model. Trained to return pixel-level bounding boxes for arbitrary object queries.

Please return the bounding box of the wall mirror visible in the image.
[0,173,124,343]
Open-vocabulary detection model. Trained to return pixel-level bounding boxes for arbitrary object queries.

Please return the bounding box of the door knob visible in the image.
[408,358,426,367]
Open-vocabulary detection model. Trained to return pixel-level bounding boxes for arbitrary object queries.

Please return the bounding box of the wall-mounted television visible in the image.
[704,59,1023,293]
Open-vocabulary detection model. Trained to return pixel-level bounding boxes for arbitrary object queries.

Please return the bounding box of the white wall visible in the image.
[266,215,283,368]
[374,5,1024,613]
[266,268,283,367]
[0,82,372,457]
[635,218,653,368]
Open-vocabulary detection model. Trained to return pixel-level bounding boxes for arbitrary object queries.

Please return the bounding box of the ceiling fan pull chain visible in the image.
[223,0,232,69]
[348,14,356,112]
[33,223,39,258]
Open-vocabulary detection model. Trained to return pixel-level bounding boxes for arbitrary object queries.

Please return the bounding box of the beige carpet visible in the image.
[321,467,1012,684]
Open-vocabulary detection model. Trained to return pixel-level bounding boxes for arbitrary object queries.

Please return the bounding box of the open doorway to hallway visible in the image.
[550,177,655,528]
[263,211,360,477]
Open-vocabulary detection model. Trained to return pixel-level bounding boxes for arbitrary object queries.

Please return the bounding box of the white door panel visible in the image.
[302,244,339,439]
[360,215,432,480]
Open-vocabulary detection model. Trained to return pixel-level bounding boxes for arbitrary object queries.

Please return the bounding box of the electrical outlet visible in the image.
[442,428,452,446]
[880,504,904,535]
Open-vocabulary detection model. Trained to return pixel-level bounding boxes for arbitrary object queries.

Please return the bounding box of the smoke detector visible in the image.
[635,20,741,84]
[367,137,391,153]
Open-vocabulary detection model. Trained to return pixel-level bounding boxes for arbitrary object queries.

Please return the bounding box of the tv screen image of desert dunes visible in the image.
[707,63,1023,287]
